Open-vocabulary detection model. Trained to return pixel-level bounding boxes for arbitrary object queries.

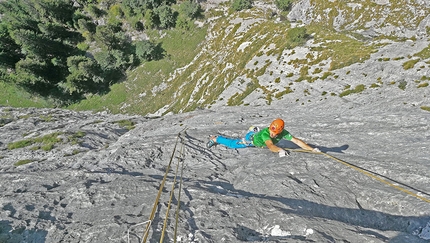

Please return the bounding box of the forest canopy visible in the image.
[0,0,202,105]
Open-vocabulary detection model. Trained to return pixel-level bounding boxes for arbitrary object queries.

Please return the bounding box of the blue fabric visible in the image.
[216,131,255,149]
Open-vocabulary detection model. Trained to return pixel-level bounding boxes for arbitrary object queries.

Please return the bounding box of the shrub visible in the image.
[144,9,156,29]
[275,0,293,11]
[231,0,253,11]
[339,84,366,97]
[109,4,124,18]
[286,27,309,48]
[176,15,194,30]
[398,80,407,90]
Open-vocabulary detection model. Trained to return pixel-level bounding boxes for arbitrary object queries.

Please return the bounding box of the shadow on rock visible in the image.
[0,220,48,243]
[192,179,430,242]
[277,140,349,153]
[234,225,314,242]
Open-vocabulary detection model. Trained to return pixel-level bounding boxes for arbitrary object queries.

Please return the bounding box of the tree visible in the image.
[63,55,104,94]
[93,49,130,81]
[135,40,157,61]
[155,4,176,29]
[179,0,202,19]
[0,0,83,100]
[0,24,23,69]
[94,25,129,51]
[11,29,75,61]
[144,9,156,29]
[0,0,39,32]
[36,0,77,27]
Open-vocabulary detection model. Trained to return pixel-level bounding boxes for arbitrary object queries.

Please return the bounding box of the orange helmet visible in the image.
[270,118,284,134]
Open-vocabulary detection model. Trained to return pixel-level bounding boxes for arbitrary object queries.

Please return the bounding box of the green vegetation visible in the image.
[39,115,54,122]
[0,115,13,127]
[14,159,34,167]
[402,59,420,70]
[339,84,366,97]
[7,132,63,151]
[68,27,207,114]
[1,0,428,116]
[320,72,333,80]
[231,0,253,11]
[307,25,376,71]
[285,27,310,49]
[414,44,430,59]
[68,131,86,145]
[275,0,294,11]
[421,106,430,112]
[114,120,136,130]
[0,0,202,107]
[0,82,51,108]
[398,81,407,90]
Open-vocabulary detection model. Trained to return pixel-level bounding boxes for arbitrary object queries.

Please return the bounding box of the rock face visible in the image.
[288,0,430,39]
[1,100,429,242]
[1,1,430,242]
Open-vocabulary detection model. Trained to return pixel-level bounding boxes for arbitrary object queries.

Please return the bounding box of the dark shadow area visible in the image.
[0,220,48,243]
[277,141,429,198]
[319,152,430,198]
[277,140,349,153]
[190,179,430,242]
[234,225,314,242]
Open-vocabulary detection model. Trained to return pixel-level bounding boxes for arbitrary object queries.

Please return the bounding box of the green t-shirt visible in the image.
[252,127,293,147]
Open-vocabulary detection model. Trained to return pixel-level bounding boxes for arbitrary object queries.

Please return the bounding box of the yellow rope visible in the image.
[160,145,182,243]
[142,128,187,243]
[288,149,430,204]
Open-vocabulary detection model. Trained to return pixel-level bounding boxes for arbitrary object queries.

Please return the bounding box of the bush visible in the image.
[231,0,253,11]
[398,80,407,90]
[275,0,293,11]
[286,27,309,48]
[339,84,366,97]
[176,15,194,30]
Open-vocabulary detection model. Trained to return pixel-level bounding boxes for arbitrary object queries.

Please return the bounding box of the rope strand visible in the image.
[288,149,430,204]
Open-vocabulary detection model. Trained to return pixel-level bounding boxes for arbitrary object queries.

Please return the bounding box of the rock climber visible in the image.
[206,118,320,157]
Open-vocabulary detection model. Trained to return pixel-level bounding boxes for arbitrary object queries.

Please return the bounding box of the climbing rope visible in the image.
[141,128,187,243]
[288,149,430,204]
[160,141,184,243]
